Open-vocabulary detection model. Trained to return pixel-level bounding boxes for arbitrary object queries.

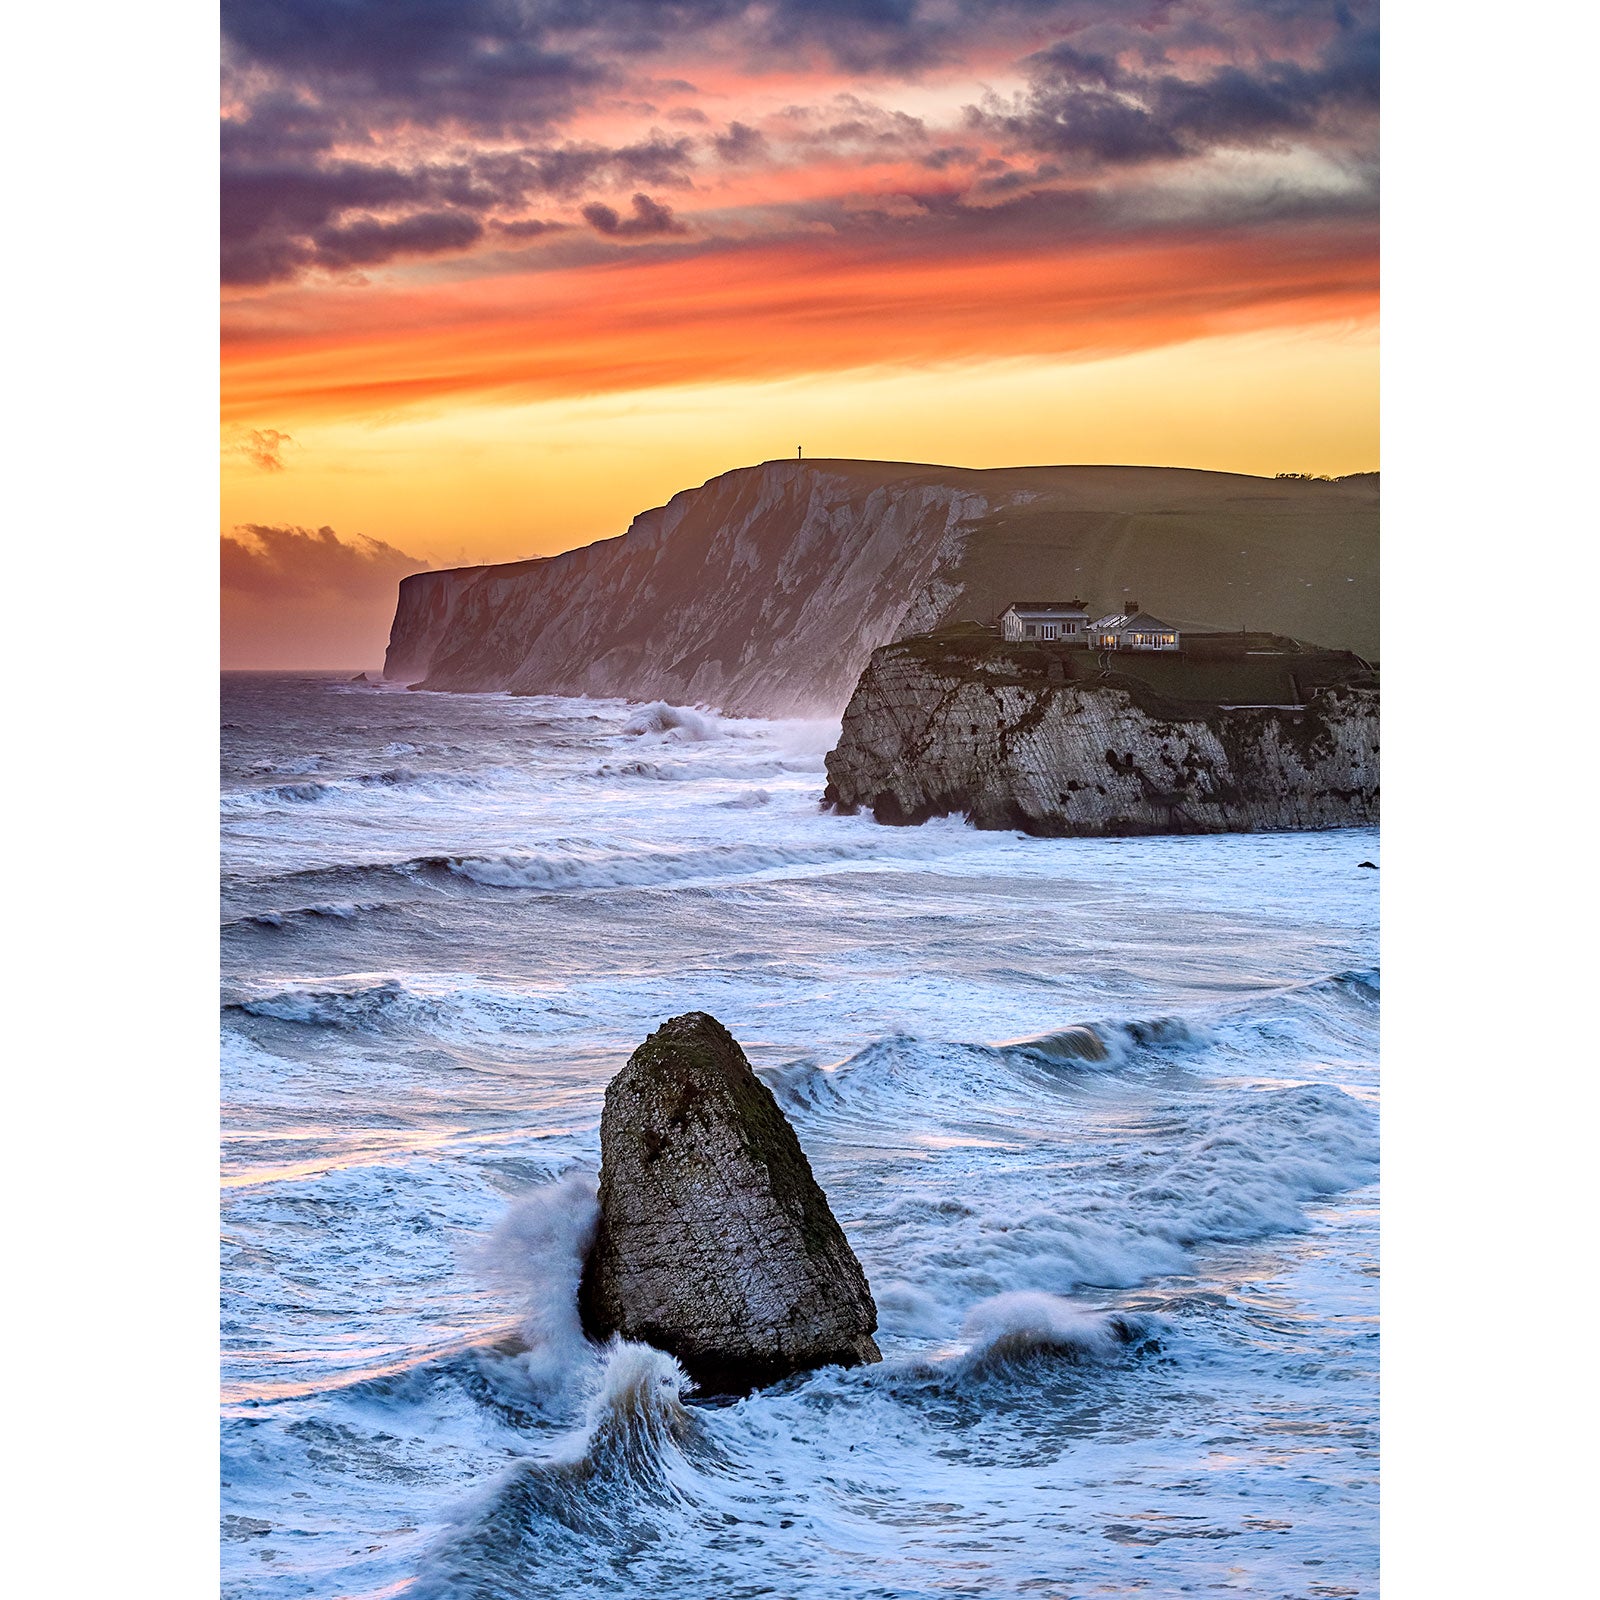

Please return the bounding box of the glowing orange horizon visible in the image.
[224,221,1375,425]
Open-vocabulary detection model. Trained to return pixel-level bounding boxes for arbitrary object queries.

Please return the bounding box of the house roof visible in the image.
[1090,610,1179,632]
[1004,600,1089,614]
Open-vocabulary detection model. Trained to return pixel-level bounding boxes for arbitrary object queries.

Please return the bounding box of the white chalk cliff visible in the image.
[822,629,1378,836]
[384,460,1378,717]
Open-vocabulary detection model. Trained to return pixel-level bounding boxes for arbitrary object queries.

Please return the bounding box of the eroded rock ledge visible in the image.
[822,625,1378,837]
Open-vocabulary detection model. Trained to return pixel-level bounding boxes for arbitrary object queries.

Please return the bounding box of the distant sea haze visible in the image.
[221,671,1378,1599]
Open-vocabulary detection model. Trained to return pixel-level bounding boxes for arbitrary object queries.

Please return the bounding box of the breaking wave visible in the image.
[762,1012,1213,1117]
[762,1019,1375,1334]
[587,755,821,783]
[1131,1081,1378,1243]
[222,766,507,813]
[1314,967,1381,1002]
[230,900,379,931]
[1004,1014,1213,1066]
[246,834,912,907]
[589,758,694,782]
[412,1342,705,1598]
[955,1293,1162,1377]
[620,702,723,741]
[225,974,573,1038]
[442,840,885,891]
[872,1079,1374,1322]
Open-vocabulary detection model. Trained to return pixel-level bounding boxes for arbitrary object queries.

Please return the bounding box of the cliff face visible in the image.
[384,460,1378,716]
[822,630,1378,837]
[386,462,988,715]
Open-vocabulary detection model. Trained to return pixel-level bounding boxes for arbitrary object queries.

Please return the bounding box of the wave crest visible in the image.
[222,766,500,814]
[446,840,878,891]
[762,1012,1216,1120]
[411,1341,702,1597]
[232,900,375,931]
[224,974,565,1039]
[568,1340,696,1476]
[957,1293,1160,1376]
[621,702,723,741]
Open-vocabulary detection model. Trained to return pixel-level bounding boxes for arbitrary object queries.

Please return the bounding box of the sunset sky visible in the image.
[221,0,1378,666]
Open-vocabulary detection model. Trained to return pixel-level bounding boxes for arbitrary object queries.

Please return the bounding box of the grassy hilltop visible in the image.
[806,461,1379,661]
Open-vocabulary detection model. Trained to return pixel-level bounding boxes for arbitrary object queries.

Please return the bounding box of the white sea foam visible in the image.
[483,1174,600,1392]
[1127,1081,1378,1243]
[872,1279,947,1337]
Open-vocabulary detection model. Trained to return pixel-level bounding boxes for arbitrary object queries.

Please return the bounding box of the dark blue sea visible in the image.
[222,671,1378,1599]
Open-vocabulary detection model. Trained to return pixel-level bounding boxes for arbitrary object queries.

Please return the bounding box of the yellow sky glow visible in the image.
[223,317,1376,568]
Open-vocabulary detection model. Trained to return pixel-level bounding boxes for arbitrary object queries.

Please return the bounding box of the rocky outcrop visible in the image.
[823,628,1378,837]
[578,1012,880,1393]
[383,460,1378,714]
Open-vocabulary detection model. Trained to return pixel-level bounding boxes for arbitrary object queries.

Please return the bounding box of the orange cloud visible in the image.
[224,217,1375,425]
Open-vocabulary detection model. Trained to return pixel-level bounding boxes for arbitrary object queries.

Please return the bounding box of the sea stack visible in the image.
[577,1011,881,1393]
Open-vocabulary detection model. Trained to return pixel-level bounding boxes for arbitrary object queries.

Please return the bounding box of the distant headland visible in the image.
[382,459,1377,718]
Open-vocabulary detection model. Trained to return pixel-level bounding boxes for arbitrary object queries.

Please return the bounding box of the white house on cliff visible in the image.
[999,600,1090,642]
[1001,598,1181,651]
[1086,602,1180,651]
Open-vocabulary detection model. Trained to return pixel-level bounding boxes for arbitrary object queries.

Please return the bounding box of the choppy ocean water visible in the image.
[221,671,1378,1600]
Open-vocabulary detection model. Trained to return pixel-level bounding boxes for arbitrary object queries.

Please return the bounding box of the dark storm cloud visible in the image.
[221,525,430,601]
[221,118,697,284]
[706,149,1375,269]
[494,216,570,238]
[971,8,1378,167]
[919,144,983,172]
[712,121,767,162]
[581,192,688,237]
[221,0,610,133]
[509,133,697,196]
[224,0,726,135]
[311,211,487,270]
[772,94,931,156]
[220,2,1378,287]
[221,1,1163,132]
